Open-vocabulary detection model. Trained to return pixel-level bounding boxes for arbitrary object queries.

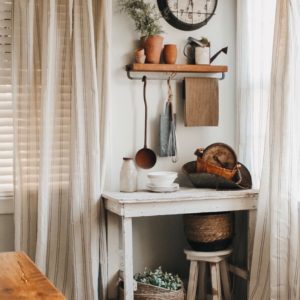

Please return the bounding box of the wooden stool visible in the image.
[185,248,232,300]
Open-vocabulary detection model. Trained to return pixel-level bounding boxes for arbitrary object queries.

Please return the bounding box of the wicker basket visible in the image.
[183,212,233,251]
[118,282,185,300]
[196,157,237,180]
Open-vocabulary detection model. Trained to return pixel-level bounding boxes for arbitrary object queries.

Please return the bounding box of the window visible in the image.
[0,0,13,212]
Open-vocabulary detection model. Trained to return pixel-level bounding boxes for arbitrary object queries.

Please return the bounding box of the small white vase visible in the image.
[195,47,210,65]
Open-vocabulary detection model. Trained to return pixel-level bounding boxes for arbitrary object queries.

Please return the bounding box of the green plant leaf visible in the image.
[118,0,163,37]
[133,266,182,291]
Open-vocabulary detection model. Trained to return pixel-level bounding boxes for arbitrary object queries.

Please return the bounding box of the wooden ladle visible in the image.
[135,76,157,169]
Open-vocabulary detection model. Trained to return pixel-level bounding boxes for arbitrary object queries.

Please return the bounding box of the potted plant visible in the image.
[119,266,185,300]
[118,0,164,64]
[198,37,210,48]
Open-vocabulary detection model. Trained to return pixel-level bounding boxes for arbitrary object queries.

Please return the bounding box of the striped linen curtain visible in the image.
[237,0,300,298]
[236,0,276,188]
[12,0,111,299]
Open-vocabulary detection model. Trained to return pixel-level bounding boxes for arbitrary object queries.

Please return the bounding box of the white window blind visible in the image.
[0,0,12,201]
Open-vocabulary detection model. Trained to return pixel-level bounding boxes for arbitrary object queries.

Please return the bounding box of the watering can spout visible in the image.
[210,47,228,64]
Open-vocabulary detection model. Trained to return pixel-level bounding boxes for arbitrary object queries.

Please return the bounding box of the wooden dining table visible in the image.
[0,251,66,299]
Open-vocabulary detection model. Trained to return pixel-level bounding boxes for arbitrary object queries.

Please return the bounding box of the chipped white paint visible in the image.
[103,188,258,204]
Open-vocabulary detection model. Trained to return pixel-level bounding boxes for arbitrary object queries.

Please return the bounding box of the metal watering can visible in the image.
[183,37,228,64]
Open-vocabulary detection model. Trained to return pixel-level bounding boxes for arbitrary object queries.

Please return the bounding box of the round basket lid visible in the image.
[201,143,237,170]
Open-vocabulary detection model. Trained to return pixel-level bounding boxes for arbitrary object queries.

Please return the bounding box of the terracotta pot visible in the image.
[163,44,177,64]
[144,35,164,64]
[134,48,146,64]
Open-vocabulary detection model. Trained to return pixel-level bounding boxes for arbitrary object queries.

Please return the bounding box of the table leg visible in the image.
[122,217,134,300]
[247,210,256,298]
[107,211,120,300]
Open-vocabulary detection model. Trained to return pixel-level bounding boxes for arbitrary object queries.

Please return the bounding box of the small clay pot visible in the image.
[135,48,146,64]
[163,44,177,64]
[144,35,164,64]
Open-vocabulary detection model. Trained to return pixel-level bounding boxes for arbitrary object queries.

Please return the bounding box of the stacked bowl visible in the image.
[147,171,179,193]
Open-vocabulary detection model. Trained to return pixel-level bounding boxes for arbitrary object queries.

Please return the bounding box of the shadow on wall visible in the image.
[133,215,190,278]
[0,214,14,251]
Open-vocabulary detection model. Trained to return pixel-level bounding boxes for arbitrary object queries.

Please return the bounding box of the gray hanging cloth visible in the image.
[159,78,178,162]
[160,101,172,157]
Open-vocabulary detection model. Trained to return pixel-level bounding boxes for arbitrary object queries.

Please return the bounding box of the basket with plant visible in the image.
[119,266,184,300]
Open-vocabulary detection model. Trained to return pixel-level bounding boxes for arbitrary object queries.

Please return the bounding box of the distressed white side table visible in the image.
[103,188,258,300]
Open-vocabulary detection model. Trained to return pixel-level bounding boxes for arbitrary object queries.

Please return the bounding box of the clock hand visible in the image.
[189,0,194,22]
[185,1,189,12]
[186,0,193,12]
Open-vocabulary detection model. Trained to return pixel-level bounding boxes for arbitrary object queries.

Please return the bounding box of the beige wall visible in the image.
[0,214,14,252]
[108,0,237,276]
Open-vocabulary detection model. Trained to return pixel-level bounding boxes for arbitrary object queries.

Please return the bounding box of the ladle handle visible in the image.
[142,76,148,148]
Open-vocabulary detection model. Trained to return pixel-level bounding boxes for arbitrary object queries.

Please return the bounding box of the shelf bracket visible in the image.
[220,72,225,80]
[126,66,226,81]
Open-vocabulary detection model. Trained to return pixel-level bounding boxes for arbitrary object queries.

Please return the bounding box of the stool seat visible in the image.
[185,249,232,263]
[185,248,232,300]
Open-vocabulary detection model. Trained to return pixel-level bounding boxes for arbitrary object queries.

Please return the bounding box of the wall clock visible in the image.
[157,0,218,31]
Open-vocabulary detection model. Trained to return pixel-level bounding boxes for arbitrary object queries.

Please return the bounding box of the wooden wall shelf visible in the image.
[125,63,228,80]
[127,63,228,73]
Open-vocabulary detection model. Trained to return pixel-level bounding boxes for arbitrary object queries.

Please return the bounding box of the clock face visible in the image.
[157,0,218,31]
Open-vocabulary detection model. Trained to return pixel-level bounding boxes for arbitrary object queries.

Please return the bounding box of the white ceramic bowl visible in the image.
[147,171,177,187]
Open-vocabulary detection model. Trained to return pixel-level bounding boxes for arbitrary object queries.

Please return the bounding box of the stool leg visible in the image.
[220,260,231,300]
[210,262,222,300]
[187,261,199,300]
[197,261,206,300]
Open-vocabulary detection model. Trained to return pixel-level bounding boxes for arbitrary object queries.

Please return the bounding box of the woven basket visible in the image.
[183,212,233,251]
[118,282,185,300]
[196,157,237,180]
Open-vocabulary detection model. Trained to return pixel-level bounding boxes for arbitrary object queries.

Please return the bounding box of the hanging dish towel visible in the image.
[184,77,219,126]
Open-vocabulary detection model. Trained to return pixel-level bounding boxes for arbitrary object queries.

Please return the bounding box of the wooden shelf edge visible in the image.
[126,63,228,74]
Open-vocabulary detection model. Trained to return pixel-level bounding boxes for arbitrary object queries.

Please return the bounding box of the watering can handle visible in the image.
[183,37,202,57]
[183,43,190,58]
[187,36,203,46]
